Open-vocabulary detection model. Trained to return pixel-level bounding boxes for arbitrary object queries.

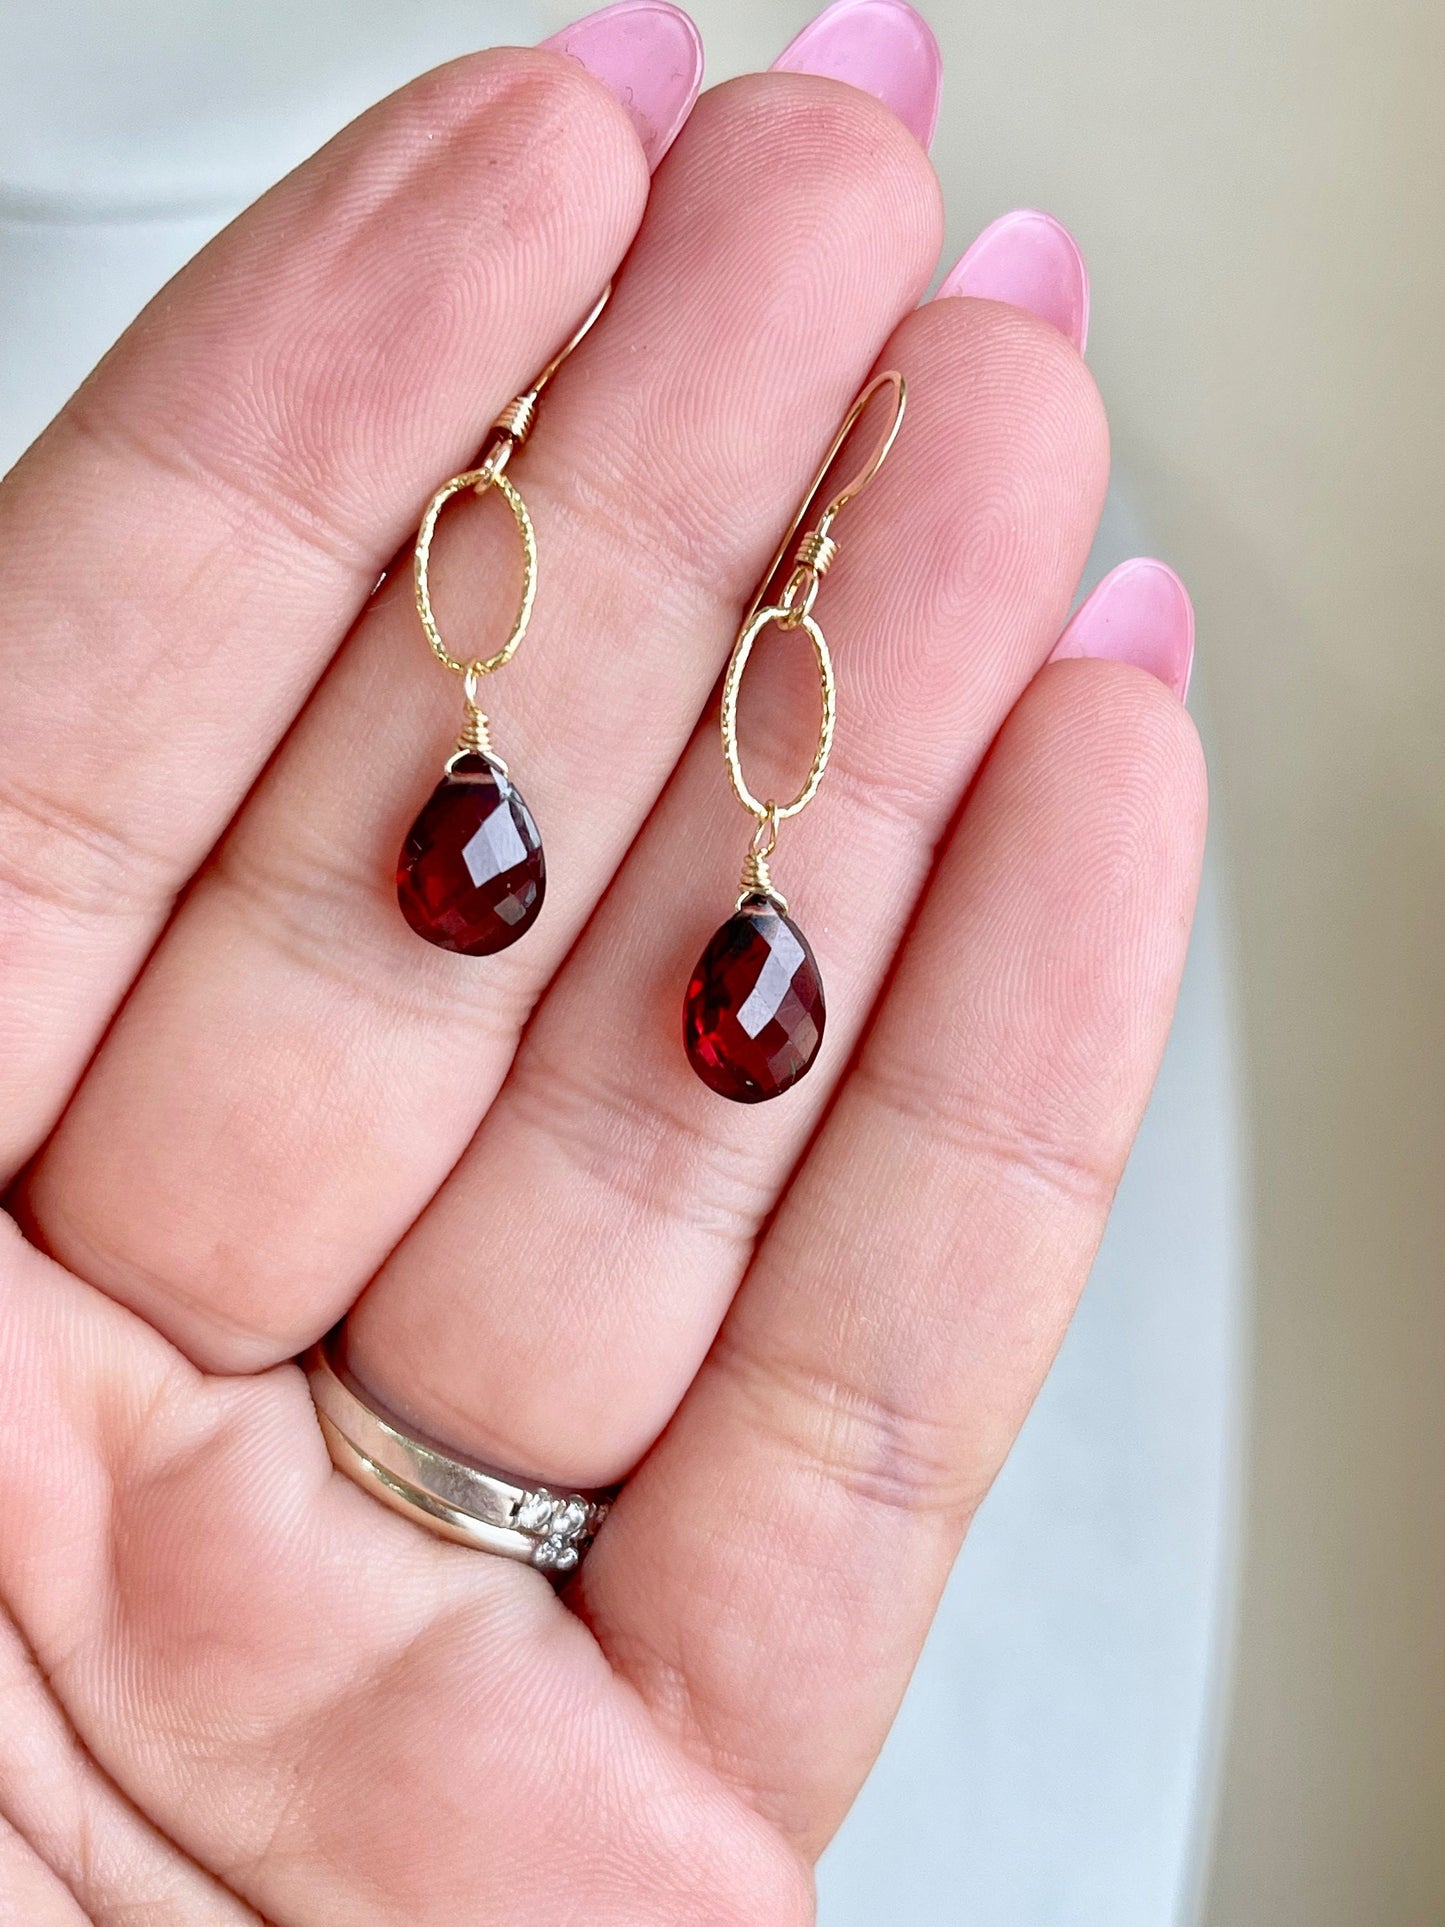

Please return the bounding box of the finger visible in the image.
[0,1588,258,1922]
[345,291,1109,1482]
[0,1230,811,1925]
[583,659,1207,1853]
[0,1822,89,1926]
[24,76,943,1368]
[0,46,652,1182]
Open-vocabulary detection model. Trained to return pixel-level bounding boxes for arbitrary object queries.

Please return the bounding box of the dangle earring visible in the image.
[396,288,609,955]
[683,370,907,1102]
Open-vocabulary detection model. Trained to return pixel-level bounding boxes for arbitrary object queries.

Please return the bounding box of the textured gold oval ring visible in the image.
[414,467,537,680]
[720,604,835,822]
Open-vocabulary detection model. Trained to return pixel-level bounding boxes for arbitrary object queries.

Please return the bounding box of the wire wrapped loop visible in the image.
[794,529,838,574]
[736,805,788,910]
[491,391,539,445]
[442,664,510,773]
[454,701,493,759]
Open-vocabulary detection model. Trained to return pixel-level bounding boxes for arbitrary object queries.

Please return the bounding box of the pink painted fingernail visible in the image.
[772,0,942,150]
[542,2,704,172]
[1050,558,1195,700]
[935,209,1090,353]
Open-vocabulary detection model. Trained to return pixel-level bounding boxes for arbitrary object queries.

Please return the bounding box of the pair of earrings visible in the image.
[395,290,905,1106]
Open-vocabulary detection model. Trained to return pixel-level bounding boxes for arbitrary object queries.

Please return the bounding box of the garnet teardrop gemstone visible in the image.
[396,754,544,955]
[683,896,825,1103]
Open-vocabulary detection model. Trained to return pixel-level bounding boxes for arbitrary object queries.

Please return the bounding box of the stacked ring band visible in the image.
[305,1328,610,1572]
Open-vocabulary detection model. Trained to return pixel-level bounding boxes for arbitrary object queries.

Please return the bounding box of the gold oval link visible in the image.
[720,604,835,823]
[413,468,537,680]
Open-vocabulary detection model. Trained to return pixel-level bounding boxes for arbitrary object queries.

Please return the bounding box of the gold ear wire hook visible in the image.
[481,283,614,471]
[742,368,907,629]
[531,282,611,396]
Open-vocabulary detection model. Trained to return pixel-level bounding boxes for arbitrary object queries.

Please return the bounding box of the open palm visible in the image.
[0,47,1204,1925]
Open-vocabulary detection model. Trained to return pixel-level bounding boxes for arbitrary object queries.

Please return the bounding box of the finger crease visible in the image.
[0,773,179,921]
[853,1058,1119,1218]
[62,396,377,583]
[712,1324,984,1526]
[210,839,531,1044]
[506,1048,779,1250]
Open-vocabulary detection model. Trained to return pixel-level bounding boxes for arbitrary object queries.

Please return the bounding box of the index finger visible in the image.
[0,46,655,1182]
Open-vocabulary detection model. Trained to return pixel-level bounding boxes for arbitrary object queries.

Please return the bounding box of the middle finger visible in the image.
[346,287,1109,1485]
[26,72,942,1369]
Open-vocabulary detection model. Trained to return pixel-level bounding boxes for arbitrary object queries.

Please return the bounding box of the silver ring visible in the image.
[305,1327,611,1573]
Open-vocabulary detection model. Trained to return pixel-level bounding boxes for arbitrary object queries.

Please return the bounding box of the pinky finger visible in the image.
[581,648,1206,1855]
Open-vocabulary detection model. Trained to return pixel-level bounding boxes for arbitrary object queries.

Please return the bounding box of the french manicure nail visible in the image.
[1050,558,1195,700]
[772,0,942,151]
[542,2,704,172]
[935,209,1090,353]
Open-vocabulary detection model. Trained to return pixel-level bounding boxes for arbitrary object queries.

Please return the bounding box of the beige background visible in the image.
[554,1,1445,1920]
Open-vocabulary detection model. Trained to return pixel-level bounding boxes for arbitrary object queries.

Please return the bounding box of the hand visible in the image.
[0,39,1204,1926]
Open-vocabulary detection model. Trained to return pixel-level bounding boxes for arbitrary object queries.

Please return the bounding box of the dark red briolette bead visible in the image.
[683,896,825,1103]
[396,754,544,955]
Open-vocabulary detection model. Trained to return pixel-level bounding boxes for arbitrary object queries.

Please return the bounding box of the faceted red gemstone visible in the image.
[683,896,825,1103]
[396,754,544,955]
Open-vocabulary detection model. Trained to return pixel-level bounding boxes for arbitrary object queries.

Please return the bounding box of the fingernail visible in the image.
[542,2,704,172]
[1050,558,1195,700]
[772,0,942,150]
[935,209,1090,353]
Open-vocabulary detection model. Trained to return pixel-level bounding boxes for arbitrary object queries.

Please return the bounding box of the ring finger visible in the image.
[588,656,1207,1852]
